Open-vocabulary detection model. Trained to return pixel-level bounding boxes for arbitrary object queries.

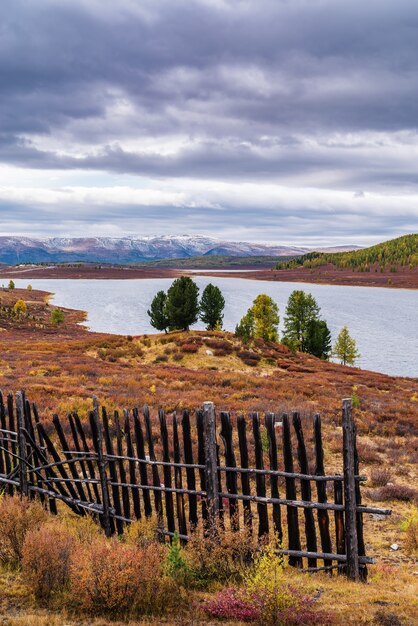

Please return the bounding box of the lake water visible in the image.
[5,277,417,378]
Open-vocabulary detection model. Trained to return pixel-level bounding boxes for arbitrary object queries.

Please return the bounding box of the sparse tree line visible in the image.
[148,278,360,366]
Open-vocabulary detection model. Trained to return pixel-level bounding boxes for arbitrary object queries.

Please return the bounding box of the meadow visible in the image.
[0,286,417,625]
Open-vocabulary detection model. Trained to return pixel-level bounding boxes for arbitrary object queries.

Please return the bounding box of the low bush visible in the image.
[203,542,333,624]
[22,521,74,601]
[154,354,168,363]
[370,468,391,487]
[185,522,256,589]
[71,538,182,617]
[400,507,418,554]
[237,350,261,362]
[204,338,233,352]
[369,484,418,504]
[181,343,199,354]
[172,352,184,361]
[0,495,47,566]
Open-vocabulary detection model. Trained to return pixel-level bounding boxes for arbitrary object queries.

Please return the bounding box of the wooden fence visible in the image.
[0,391,391,581]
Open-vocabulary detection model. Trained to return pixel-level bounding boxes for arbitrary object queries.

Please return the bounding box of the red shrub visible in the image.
[181,343,199,354]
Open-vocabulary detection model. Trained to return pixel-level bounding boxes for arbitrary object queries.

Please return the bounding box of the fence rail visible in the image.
[0,390,391,581]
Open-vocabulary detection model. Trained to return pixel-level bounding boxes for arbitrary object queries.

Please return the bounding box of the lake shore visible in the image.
[1,262,417,288]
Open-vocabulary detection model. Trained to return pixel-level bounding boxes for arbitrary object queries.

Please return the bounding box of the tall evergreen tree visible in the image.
[199,283,225,330]
[147,290,169,332]
[283,290,320,351]
[165,276,200,331]
[305,319,332,359]
[251,294,279,342]
[235,309,255,343]
[333,326,360,366]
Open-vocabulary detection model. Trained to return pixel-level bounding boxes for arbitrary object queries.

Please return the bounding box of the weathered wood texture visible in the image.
[0,392,391,579]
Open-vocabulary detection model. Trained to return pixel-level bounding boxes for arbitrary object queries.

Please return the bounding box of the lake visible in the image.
[5,276,417,378]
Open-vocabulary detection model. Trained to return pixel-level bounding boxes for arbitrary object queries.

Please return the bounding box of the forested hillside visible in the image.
[276,234,418,272]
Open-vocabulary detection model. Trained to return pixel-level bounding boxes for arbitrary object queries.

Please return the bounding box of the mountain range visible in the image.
[0,235,360,265]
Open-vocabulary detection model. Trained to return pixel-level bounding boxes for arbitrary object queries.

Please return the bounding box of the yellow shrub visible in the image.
[0,495,47,566]
[22,521,75,600]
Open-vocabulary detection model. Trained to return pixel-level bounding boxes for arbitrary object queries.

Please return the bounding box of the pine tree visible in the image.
[235,309,255,343]
[199,283,225,330]
[8,280,15,290]
[251,294,279,342]
[283,290,320,351]
[333,326,360,366]
[147,290,169,332]
[164,276,199,331]
[305,319,332,359]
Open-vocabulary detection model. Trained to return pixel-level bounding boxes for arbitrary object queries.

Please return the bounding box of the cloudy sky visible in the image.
[1,0,418,245]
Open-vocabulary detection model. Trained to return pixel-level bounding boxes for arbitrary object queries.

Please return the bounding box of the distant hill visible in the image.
[0,235,360,265]
[276,234,418,271]
[136,254,296,268]
[0,235,310,265]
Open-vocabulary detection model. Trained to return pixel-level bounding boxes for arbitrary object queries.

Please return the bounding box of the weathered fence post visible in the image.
[16,391,28,497]
[202,401,219,530]
[92,397,112,538]
[342,398,360,581]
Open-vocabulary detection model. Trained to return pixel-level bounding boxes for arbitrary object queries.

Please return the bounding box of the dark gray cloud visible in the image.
[0,0,417,241]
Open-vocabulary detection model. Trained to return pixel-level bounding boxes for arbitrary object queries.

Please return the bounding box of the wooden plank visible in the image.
[124,409,141,520]
[0,391,13,495]
[237,415,252,531]
[265,413,282,541]
[282,413,302,567]
[196,409,208,521]
[219,411,239,530]
[144,405,163,525]
[90,403,112,537]
[252,412,269,538]
[181,409,198,527]
[173,412,188,539]
[73,412,101,504]
[16,391,28,497]
[293,412,317,568]
[24,400,45,503]
[32,403,57,514]
[353,419,367,582]
[313,414,333,570]
[7,393,17,458]
[342,399,360,581]
[159,408,176,535]
[0,392,5,478]
[52,413,89,504]
[203,401,219,530]
[69,413,93,502]
[133,407,152,517]
[102,407,124,534]
[114,410,130,521]
[334,479,346,575]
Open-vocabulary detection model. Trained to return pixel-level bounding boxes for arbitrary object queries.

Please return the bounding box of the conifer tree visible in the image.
[235,309,255,343]
[333,326,360,365]
[251,294,279,342]
[164,276,199,331]
[305,319,332,359]
[283,290,320,351]
[147,290,169,332]
[199,283,225,330]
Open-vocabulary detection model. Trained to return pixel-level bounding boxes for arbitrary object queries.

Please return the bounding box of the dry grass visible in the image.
[0,287,417,624]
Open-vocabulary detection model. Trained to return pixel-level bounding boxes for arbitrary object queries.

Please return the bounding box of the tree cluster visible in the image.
[148,277,225,332]
[148,279,360,366]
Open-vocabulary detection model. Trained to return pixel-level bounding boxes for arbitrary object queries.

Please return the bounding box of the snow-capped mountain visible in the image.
[0,235,358,265]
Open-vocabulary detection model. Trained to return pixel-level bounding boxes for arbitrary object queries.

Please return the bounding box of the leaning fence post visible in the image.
[203,401,219,530]
[342,398,360,581]
[16,391,29,497]
[92,397,112,538]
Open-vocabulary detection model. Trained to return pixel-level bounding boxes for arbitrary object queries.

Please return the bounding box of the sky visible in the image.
[1,0,418,246]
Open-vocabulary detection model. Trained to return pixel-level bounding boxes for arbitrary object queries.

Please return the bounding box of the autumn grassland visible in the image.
[0,286,417,625]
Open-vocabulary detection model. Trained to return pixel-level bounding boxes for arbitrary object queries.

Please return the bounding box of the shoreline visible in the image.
[0,263,417,289]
